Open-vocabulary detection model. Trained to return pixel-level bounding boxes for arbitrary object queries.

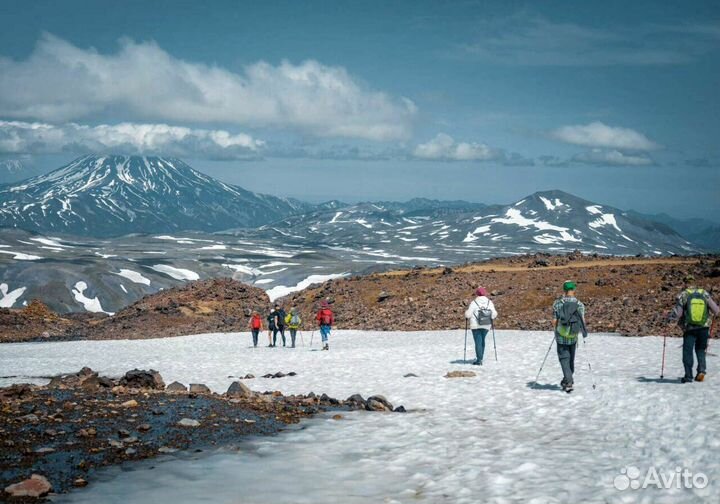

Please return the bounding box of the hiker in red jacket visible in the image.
[249,311,263,348]
[315,300,334,351]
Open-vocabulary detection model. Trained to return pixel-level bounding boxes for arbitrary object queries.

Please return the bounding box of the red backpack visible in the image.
[319,309,333,325]
[251,316,262,330]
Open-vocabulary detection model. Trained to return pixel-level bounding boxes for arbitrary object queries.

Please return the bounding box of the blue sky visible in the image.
[0,0,719,219]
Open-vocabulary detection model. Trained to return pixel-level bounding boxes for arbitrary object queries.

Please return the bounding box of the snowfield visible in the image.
[2,331,717,503]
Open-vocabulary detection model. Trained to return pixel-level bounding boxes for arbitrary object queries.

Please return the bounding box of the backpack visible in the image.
[251,316,261,330]
[320,309,332,325]
[290,313,301,326]
[474,300,493,325]
[684,289,709,327]
[556,299,582,339]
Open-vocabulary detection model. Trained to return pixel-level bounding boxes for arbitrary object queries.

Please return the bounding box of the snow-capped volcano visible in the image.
[0,155,309,237]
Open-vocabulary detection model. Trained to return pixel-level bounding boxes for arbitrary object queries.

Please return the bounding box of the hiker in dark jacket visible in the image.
[274,304,287,347]
[315,300,334,351]
[668,277,719,383]
[552,281,587,392]
[266,307,277,347]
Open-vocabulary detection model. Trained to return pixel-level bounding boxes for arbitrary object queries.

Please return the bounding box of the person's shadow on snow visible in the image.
[525,381,562,391]
[449,359,474,365]
[636,376,682,384]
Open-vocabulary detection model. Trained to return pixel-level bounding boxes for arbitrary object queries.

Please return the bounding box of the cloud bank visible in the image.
[571,148,654,166]
[0,34,416,141]
[413,133,502,161]
[0,121,265,160]
[551,122,659,151]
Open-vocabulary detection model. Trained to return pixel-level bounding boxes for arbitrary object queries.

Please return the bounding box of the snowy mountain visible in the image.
[257,190,697,256]
[0,155,311,237]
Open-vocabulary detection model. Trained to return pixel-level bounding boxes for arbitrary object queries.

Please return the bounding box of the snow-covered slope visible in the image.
[0,155,310,236]
[4,331,717,503]
[261,190,697,256]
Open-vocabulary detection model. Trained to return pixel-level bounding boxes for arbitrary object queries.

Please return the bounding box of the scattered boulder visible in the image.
[0,383,35,400]
[394,406,407,413]
[137,423,152,432]
[165,381,188,393]
[177,418,200,427]
[241,374,255,380]
[366,395,394,412]
[73,478,88,488]
[226,381,253,398]
[120,399,138,408]
[445,370,476,378]
[120,369,165,390]
[4,474,52,499]
[377,291,392,302]
[189,384,211,394]
[346,394,366,408]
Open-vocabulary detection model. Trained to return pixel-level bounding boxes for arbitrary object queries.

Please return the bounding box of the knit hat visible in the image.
[563,281,576,292]
[475,287,488,297]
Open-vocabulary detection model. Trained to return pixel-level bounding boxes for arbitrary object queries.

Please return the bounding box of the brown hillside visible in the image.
[281,254,720,337]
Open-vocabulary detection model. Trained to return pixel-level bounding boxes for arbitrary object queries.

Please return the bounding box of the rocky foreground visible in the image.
[1,254,719,342]
[0,368,401,501]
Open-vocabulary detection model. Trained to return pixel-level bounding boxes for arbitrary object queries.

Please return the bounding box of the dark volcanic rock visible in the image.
[120,369,165,390]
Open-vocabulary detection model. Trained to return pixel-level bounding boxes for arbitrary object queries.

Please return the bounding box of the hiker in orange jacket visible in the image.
[315,300,334,351]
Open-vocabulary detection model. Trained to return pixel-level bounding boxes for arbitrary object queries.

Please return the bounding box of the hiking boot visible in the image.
[681,377,693,383]
[563,382,574,393]
[472,360,482,366]
[322,344,329,351]
[695,373,706,382]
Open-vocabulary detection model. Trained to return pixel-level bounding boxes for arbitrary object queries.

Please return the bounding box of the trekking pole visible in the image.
[660,333,668,379]
[299,330,305,347]
[491,318,498,362]
[582,335,597,390]
[310,330,315,348]
[533,334,555,386]
[463,318,468,363]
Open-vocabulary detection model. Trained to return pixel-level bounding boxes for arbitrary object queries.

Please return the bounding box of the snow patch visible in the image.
[114,269,151,286]
[0,283,26,308]
[266,273,348,301]
[148,265,200,281]
[71,281,113,315]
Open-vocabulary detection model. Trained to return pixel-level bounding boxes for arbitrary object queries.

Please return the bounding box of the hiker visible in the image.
[315,300,334,351]
[266,306,277,347]
[668,277,719,383]
[464,287,498,365]
[552,281,587,393]
[249,311,263,348]
[284,307,302,348]
[274,304,287,347]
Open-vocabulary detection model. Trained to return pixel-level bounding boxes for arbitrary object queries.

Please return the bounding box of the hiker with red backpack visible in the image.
[249,311,263,348]
[315,300,334,351]
[668,276,719,383]
[464,287,498,365]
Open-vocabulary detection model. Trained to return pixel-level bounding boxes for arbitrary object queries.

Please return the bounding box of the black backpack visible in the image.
[557,300,583,338]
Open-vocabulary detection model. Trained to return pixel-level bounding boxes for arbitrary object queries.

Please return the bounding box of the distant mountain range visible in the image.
[255,190,697,256]
[0,155,310,237]
[0,154,712,314]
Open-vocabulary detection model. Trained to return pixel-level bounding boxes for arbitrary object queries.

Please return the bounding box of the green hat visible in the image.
[563,281,576,291]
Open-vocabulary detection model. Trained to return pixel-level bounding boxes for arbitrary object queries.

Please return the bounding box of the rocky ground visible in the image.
[2,254,719,342]
[284,253,720,337]
[1,368,401,501]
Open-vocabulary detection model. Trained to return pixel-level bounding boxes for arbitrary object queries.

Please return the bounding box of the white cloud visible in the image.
[572,148,654,166]
[0,120,265,160]
[0,34,416,141]
[551,122,659,151]
[413,133,502,161]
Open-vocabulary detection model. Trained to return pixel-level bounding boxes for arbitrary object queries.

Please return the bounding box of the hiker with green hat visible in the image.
[552,280,587,393]
[668,276,719,383]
